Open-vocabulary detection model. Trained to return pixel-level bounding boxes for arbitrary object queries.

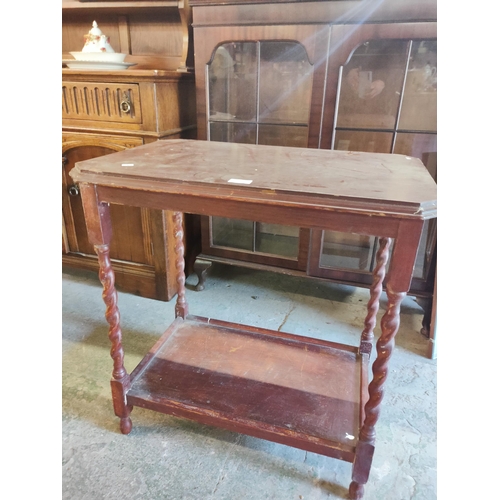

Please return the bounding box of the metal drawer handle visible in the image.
[120,92,131,114]
[68,185,80,197]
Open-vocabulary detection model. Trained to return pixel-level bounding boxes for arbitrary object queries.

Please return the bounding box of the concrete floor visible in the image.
[62,264,436,500]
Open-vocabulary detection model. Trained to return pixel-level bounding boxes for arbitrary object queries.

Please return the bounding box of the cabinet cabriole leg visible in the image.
[96,243,133,434]
[193,258,212,291]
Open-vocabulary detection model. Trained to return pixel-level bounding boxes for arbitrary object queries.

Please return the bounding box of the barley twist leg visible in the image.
[173,211,189,319]
[96,244,132,434]
[350,284,405,498]
[360,237,391,344]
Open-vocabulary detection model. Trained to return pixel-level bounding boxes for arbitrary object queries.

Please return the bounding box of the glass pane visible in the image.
[210,122,257,144]
[319,231,376,271]
[399,40,437,132]
[208,43,257,122]
[255,223,299,258]
[393,132,437,181]
[258,124,309,148]
[259,41,313,124]
[336,40,409,129]
[211,217,254,251]
[334,130,393,153]
[411,219,436,279]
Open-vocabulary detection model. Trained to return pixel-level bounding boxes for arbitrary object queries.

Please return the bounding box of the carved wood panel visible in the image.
[62,81,142,123]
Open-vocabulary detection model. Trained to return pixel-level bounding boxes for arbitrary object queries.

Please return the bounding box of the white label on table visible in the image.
[228,178,253,184]
[121,163,135,167]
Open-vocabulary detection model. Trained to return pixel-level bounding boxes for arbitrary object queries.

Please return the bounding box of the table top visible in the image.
[71,139,437,219]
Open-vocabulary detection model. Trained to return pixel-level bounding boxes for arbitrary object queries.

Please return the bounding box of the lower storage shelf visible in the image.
[127,315,370,462]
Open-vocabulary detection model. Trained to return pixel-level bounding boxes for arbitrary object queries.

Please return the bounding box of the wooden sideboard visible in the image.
[62,1,198,301]
[189,0,437,347]
[70,139,437,499]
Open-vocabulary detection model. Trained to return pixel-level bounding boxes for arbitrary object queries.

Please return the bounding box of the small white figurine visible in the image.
[82,21,115,53]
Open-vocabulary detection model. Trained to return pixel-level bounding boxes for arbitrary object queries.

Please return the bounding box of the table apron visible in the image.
[94,184,416,238]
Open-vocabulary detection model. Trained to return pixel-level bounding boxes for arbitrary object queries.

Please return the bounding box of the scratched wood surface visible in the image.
[71,139,437,217]
[127,315,365,460]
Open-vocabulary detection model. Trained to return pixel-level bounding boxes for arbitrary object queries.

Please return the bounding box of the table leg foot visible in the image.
[348,481,364,499]
[120,416,133,435]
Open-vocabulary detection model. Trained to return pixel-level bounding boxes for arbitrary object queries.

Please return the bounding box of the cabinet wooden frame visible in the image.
[62,58,197,302]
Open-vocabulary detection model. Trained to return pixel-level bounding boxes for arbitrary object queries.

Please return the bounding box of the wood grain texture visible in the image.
[62,82,142,123]
[62,2,193,70]
[71,139,437,219]
[127,315,364,461]
[191,0,436,26]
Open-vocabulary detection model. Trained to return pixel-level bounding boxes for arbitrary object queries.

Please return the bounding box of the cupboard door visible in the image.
[194,24,330,144]
[398,40,437,132]
[203,216,305,269]
[310,37,437,291]
[210,218,301,260]
[62,137,152,265]
[335,39,409,132]
[207,40,313,147]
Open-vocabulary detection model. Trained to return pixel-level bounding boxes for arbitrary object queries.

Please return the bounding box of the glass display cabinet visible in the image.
[311,38,437,300]
[208,41,313,148]
[190,0,437,342]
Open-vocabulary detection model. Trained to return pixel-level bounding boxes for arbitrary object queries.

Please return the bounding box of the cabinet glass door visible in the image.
[206,41,314,263]
[319,233,377,272]
[208,41,313,146]
[211,218,300,259]
[317,39,437,286]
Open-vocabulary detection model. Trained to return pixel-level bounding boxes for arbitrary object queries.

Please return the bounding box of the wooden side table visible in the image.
[70,139,437,499]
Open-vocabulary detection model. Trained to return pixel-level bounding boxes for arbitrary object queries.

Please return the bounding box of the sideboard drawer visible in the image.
[62,82,142,124]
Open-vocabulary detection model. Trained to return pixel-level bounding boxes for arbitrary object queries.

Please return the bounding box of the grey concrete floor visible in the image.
[62,264,436,500]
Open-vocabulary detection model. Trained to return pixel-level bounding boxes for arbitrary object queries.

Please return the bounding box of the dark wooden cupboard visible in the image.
[62,1,197,301]
[190,0,437,340]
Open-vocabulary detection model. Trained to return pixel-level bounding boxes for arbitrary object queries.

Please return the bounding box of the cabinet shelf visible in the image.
[127,314,369,461]
[209,118,309,127]
[62,0,181,11]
